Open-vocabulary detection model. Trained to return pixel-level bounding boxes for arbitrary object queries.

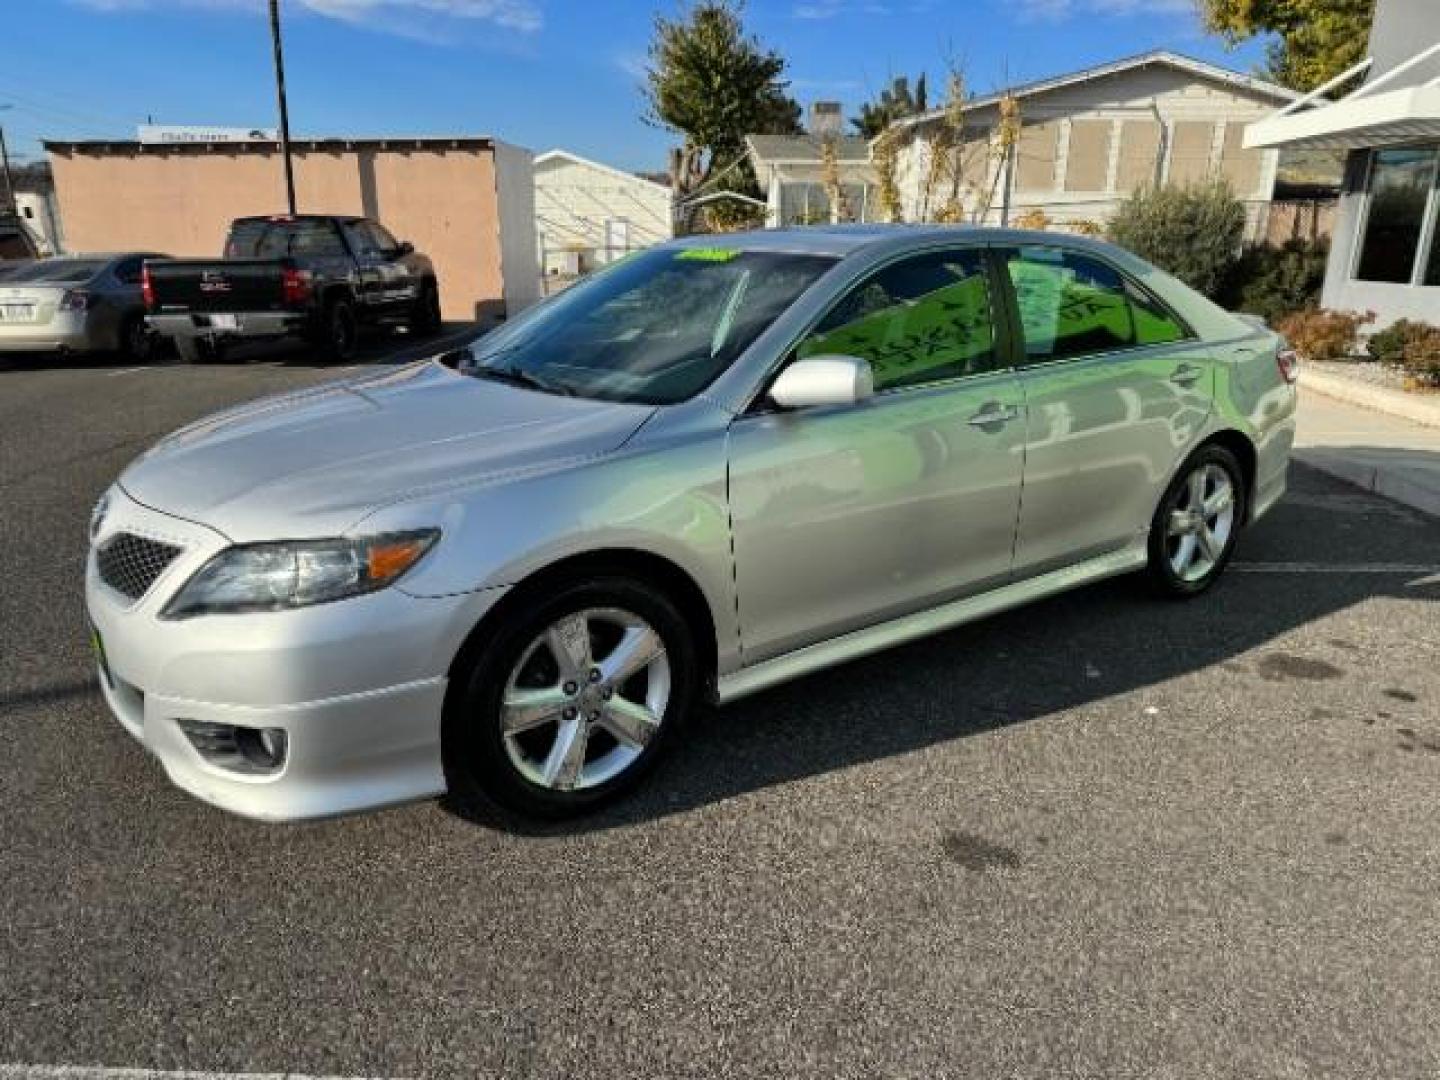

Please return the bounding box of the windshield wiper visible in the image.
[467,363,572,397]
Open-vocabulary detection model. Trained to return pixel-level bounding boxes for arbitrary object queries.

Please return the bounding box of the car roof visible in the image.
[231,214,364,225]
[669,223,1123,260]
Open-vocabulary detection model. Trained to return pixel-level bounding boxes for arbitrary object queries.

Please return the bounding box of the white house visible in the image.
[1245,0,1440,329]
[533,149,672,277]
[746,131,880,227]
[887,51,1299,236]
[14,192,63,254]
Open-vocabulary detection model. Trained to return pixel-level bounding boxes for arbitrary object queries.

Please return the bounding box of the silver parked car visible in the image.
[86,227,1297,821]
[0,253,168,359]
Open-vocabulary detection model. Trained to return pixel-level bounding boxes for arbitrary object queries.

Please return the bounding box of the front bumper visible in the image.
[85,486,505,821]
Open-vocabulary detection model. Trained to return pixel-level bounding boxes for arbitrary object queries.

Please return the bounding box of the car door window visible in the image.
[368,222,400,254]
[1006,247,1187,361]
[343,221,382,258]
[288,221,347,257]
[796,248,998,392]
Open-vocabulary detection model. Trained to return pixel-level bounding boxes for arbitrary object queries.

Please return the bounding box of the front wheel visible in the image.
[443,576,698,818]
[1146,444,1245,597]
[322,299,359,362]
[410,279,442,337]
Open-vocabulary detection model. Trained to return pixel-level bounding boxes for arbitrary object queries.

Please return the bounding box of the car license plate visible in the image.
[0,303,33,322]
[90,623,113,689]
[209,313,239,331]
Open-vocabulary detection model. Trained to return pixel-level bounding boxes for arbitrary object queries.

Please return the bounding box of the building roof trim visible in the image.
[43,135,497,155]
[534,149,673,196]
[888,50,1301,138]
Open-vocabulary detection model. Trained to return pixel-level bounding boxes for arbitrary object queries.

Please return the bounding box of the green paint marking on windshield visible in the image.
[676,247,741,263]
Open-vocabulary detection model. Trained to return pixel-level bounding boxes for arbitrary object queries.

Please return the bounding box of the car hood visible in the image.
[120,362,656,541]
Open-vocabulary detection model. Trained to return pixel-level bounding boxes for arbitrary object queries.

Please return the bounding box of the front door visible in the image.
[728,247,1026,664]
[998,245,1214,577]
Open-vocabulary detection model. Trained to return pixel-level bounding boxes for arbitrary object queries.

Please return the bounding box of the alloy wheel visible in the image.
[1165,462,1236,582]
[500,607,670,792]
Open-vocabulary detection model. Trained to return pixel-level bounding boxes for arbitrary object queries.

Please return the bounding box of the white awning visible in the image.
[1245,83,1440,151]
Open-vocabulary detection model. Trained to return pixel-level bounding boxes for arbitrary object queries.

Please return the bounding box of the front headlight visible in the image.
[160,529,439,619]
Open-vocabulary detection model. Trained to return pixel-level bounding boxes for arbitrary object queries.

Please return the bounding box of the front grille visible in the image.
[96,532,184,600]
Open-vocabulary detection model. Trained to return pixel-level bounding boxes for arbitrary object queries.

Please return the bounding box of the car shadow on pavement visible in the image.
[444,465,1440,837]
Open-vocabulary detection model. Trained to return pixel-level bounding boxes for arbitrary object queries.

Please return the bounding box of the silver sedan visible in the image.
[85,226,1297,821]
[0,252,168,359]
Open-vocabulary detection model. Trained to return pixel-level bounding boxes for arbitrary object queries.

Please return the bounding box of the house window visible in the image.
[1355,147,1439,285]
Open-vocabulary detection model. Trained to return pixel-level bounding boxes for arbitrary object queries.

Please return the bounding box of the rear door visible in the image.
[728,246,1026,663]
[997,244,1213,578]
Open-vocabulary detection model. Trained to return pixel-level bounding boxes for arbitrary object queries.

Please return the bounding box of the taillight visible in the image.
[1277,346,1299,385]
[58,289,93,312]
[141,264,155,310]
[281,267,312,306]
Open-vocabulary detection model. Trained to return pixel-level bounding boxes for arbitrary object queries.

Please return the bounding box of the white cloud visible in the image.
[793,1,894,19]
[71,0,542,34]
[1014,0,1193,20]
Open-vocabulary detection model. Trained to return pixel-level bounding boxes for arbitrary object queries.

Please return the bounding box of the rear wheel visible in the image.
[118,314,156,363]
[443,575,698,818]
[322,298,359,362]
[1146,444,1245,597]
[172,336,222,365]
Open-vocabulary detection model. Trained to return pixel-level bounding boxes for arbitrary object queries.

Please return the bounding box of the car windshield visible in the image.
[10,259,107,284]
[461,247,836,405]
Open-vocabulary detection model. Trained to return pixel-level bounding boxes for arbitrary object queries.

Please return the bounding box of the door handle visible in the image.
[967,403,1019,428]
[1169,363,1204,387]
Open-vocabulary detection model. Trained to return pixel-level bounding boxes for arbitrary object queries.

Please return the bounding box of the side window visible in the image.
[1005,247,1186,361]
[368,222,400,253]
[288,221,347,257]
[796,249,998,392]
[1123,276,1187,346]
[342,221,380,257]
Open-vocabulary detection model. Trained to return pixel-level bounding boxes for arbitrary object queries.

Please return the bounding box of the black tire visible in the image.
[117,314,156,363]
[443,574,699,819]
[172,336,221,365]
[410,279,442,337]
[321,298,359,362]
[1146,442,1246,598]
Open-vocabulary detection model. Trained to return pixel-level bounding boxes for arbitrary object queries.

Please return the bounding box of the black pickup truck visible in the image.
[144,214,441,362]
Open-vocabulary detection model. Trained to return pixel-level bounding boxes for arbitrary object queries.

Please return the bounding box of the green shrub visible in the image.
[1274,307,1374,363]
[1224,239,1329,324]
[1107,180,1246,299]
[1367,319,1440,385]
[1368,319,1423,365]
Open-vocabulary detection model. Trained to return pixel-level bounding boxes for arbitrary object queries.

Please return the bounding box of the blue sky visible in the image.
[4,0,1268,172]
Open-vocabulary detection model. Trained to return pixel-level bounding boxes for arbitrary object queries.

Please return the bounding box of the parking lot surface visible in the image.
[2,346,1439,1078]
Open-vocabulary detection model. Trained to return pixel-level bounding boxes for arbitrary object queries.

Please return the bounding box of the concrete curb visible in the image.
[1299,367,1440,430]
[1294,448,1440,519]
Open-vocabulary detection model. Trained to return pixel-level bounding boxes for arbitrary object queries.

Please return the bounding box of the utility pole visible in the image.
[0,106,15,215]
[268,0,297,214]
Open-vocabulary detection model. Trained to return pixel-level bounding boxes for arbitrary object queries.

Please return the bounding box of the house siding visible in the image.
[893,61,1285,232]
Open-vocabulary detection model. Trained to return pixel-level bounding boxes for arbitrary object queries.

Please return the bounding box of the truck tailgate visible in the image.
[146,258,290,314]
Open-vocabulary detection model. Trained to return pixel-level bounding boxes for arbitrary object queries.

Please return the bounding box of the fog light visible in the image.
[177,719,287,774]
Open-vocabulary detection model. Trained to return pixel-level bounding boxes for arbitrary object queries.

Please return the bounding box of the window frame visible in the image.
[994,244,1197,371]
[743,242,1018,415]
[1350,144,1440,288]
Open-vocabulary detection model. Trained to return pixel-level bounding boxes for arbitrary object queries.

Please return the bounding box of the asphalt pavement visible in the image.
[2,343,1439,1079]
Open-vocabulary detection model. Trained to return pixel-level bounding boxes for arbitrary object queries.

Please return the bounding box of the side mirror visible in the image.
[395,240,415,257]
[769,354,874,410]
